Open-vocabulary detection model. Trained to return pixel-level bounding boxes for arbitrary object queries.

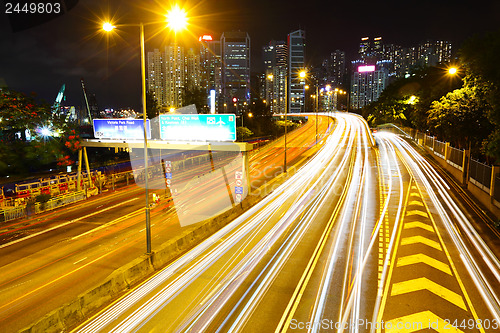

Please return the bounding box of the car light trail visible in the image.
[74,119,500,333]
[377,133,500,326]
[76,114,354,332]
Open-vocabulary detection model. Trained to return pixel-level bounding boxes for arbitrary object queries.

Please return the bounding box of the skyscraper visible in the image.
[321,50,346,87]
[185,48,201,89]
[288,29,306,113]
[200,35,222,112]
[350,65,388,109]
[263,40,287,113]
[418,40,452,67]
[147,48,164,107]
[221,31,251,115]
[359,37,370,59]
[147,45,186,110]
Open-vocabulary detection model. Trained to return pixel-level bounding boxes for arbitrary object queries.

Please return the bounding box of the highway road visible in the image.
[74,113,500,333]
[0,114,330,332]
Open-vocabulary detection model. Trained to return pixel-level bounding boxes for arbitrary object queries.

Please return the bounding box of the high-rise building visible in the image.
[147,48,164,106]
[373,37,383,58]
[200,35,222,112]
[350,65,388,109]
[164,45,185,109]
[147,45,186,110]
[185,48,201,89]
[263,40,287,113]
[359,37,370,59]
[348,36,452,109]
[417,40,452,67]
[434,40,452,64]
[221,31,251,115]
[288,29,306,113]
[321,50,346,87]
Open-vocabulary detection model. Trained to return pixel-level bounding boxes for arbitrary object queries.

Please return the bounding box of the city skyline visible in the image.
[0,0,499,110]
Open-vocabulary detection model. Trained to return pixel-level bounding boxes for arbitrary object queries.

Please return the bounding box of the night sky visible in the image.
[1,0,499,111]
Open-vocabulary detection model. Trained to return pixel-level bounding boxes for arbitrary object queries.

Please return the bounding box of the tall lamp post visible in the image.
[284,73,288,173]
[102,5,188,254]
[267,74,274,112]
[315,85,319,145]
[299,70,306,113]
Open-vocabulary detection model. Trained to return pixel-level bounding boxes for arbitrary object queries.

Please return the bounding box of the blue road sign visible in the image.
[159,114,236,141]
[93,119,151,140]
[235,186,244,194]
[165,173,172,179]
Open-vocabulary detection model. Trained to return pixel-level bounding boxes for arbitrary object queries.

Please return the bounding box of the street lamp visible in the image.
[103,21,152,254]
[299,70,306,112]
[448,67,458,75]
[267,74,274,110]
[166,5,188,32]
[101,5,188,255]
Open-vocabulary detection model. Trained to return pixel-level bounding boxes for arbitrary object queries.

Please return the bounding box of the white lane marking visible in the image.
[73,257,88,265]
[0,198,140,249]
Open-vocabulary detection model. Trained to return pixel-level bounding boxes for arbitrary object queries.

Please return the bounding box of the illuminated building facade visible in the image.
[200,35,222,112]
[221,31,251,115]
[288,29,306,113]
[147,49,164,107]
[321,50,346,88]
[350,65,388,109]
[263,40,287,113]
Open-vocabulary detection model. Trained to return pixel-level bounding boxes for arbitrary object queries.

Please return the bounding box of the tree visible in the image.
[182,85,207,113]
[145,91,159,119]
[362,66,463,130]
[364,97,408,126]
[427,86,492,150]
[247,99,274,137]
[0,88,78,175]
[460,30,500,160]
[0,89,47,137]
[237,127,253,140]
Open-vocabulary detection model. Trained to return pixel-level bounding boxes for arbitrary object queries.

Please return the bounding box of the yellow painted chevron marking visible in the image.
[408,200,424,206]
[401,235,442,251]
[385,310,464,333]
[404,221,434,233]
[391,277,466,310]
[406,210,428,218]
[397,253,452,275]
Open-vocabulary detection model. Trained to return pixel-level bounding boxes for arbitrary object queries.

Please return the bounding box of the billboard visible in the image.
[358,65,376,73]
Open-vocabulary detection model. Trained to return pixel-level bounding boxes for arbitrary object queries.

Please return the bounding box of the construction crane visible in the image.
[52,84,76,122]
[81,78,93,124]
[52,84,65,112]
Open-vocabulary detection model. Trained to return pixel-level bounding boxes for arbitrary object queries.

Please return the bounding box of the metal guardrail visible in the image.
[34,191,86,214]
[384,126,500,205]
[424,135,434,150]
[494,176,500,203]
[447,146,464,171]
[0,205,27,222]
[434,140,446,158]
[469,158,492,192]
